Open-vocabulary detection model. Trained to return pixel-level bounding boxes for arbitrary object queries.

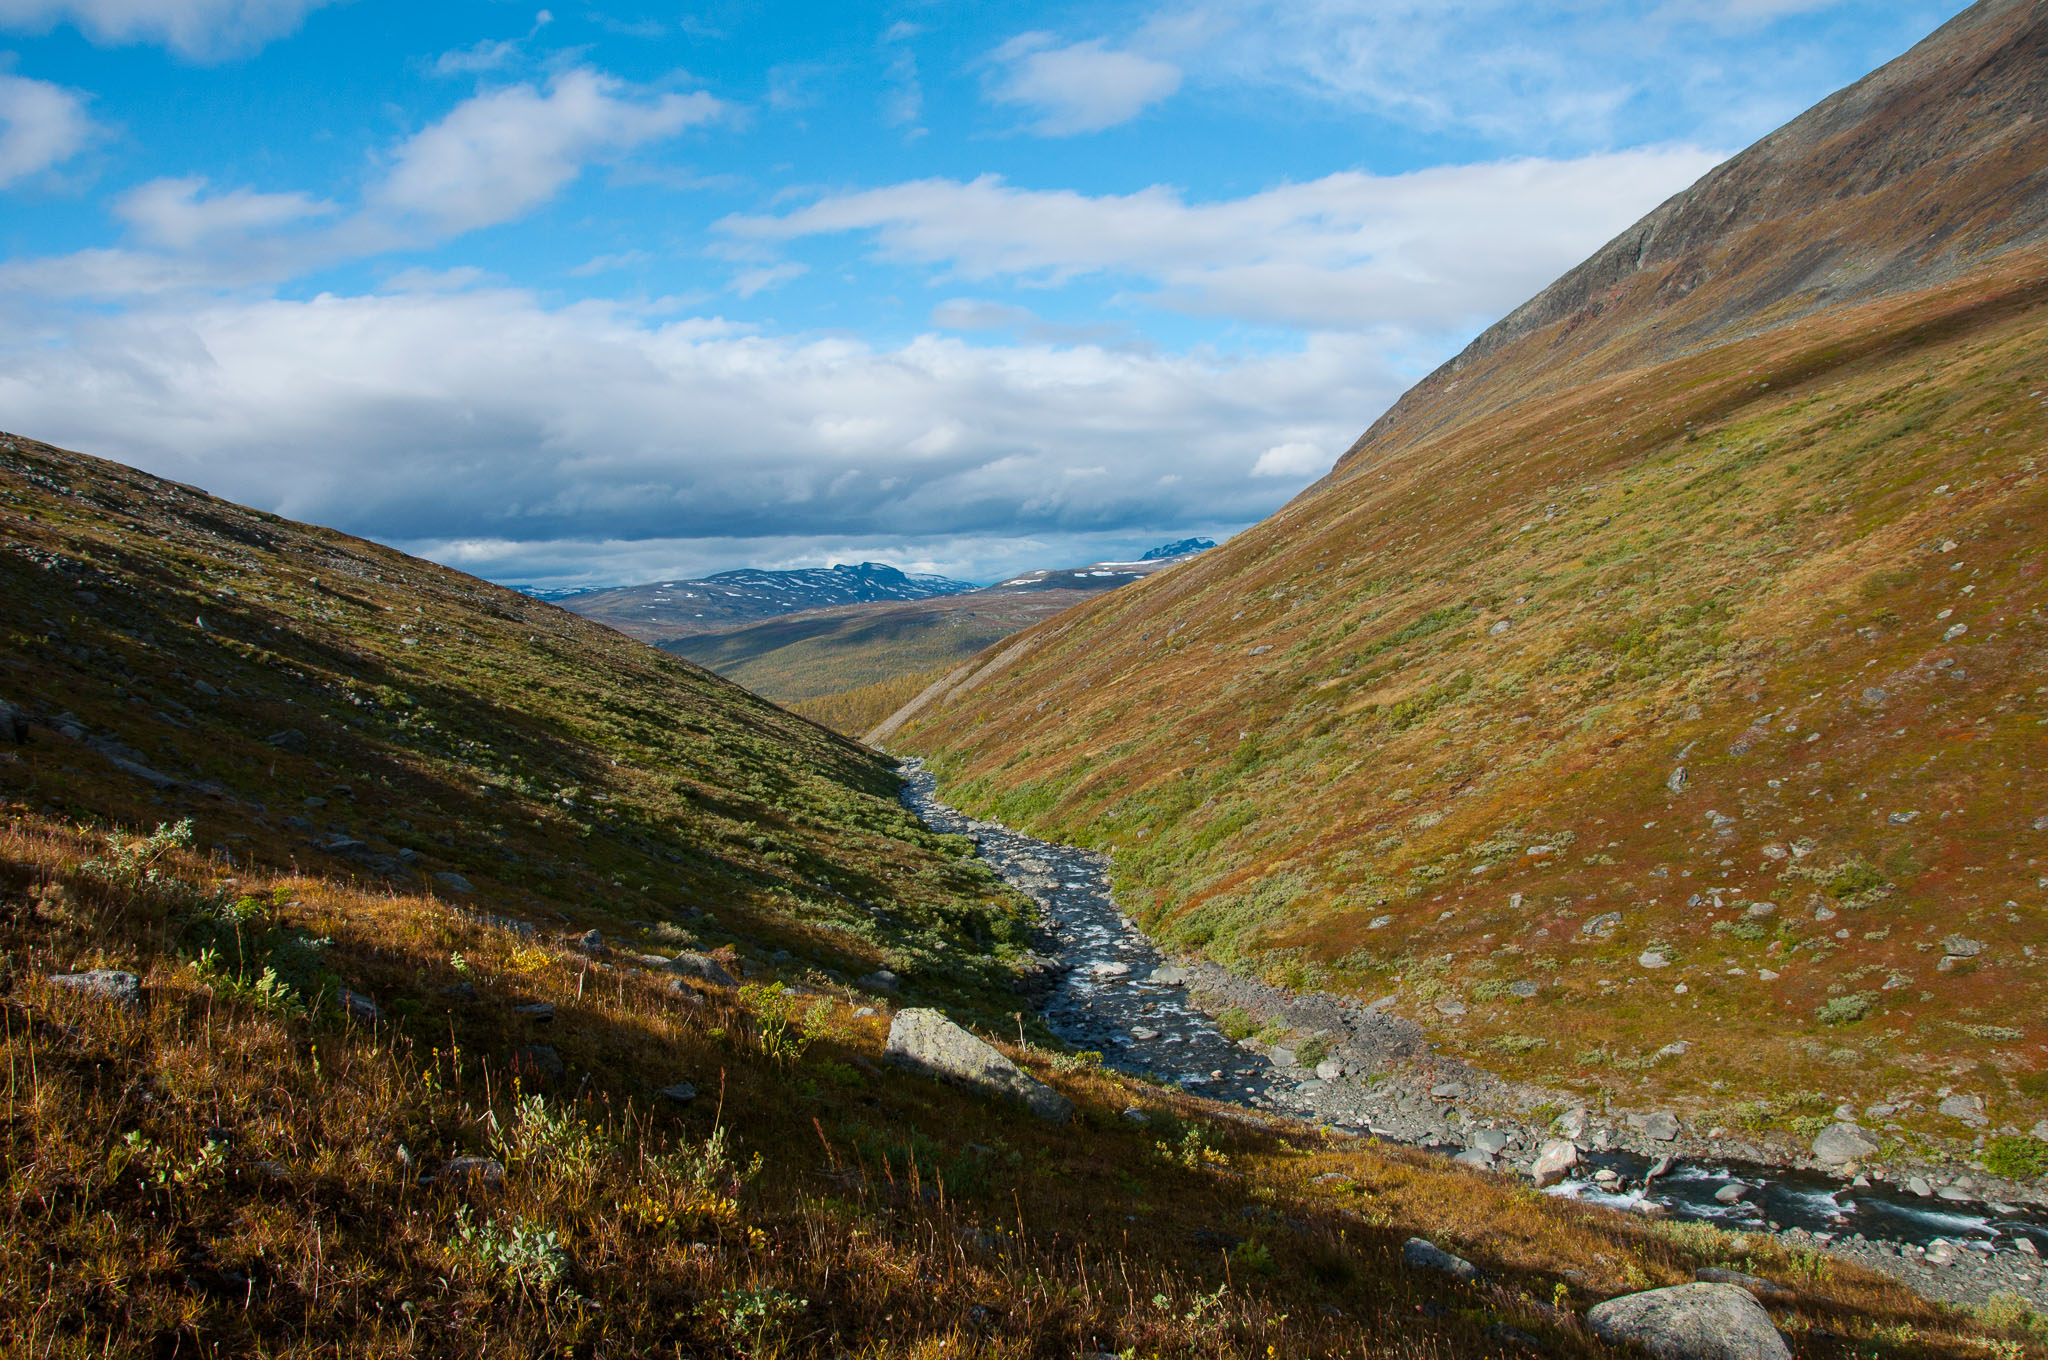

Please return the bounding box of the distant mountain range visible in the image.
[551,561,976,641]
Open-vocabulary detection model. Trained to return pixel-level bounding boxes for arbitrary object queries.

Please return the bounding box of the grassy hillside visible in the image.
[1,437,2015,1356]
[0,432,1034,1017]
[885,0,2048,1157]
[791,664,953,739]
[664,592,1097,706]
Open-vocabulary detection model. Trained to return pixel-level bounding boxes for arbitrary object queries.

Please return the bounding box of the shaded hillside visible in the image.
[0,433,1032,1013]
[561,561,975,643]
[885,2,2048,1151]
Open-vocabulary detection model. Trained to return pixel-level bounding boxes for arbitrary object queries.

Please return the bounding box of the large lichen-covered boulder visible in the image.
[1586,1283,1790,1360]
[885,1008,1072,1123]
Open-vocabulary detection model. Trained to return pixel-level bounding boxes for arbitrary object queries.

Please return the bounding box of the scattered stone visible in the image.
[510,1045,564,1081]
[1147,964,1190,986]
[1269,1045,1298,1068]
[265,728,308,754]
[671,952,739,987]
[1531,1139,1579,1187]
[1907,1176,1933,1197]
[1120,1106,1148,1124]
[442,981,479,1002]
[1471,1128,1512,1156]
[2017,1238,2039,1258]
[1936,1186,1974,1203]
[0,699,25,744]
[438,1157,505,1192]
[1714,1183,1748,1205]
[1811,1122,1880,1166]
[571,929,606,957]
[1668,767,1688,794]
[1489,619,1513,636]
[1401,1237,1478,1282]
[1557,1108,1588,1139]
[339,989,382,1023]
[1453,1149,1496,1170]
[1580,912,1624,940]
[858,968,900,993]
[1430,1081,1467,1100]
[1925,1241,1958,1267]
[885,1008,1072,1123]
[434,872,475,895]
[1316,1058,1344,1081]
[1089,960,1132,978]
[47,969,141,1007]
[513,1002,555,1022]
[1639,950,1671,969]
[1692,1269,1795,1304]
[1937,1093,1988,1126]
[659,1082,697,1105]
[1644,1112,1680,1142]
[1509,980,1540,998]
[1941,936,1984,959]
[1585,1283,1790,1360]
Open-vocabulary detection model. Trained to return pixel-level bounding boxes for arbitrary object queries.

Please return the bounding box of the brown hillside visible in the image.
[885,2,2048,1152]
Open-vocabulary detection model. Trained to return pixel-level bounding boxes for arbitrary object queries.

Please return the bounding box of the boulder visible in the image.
[47,969,142,1007]
[671,952,738,987]
[1401,1237,1478,1282]
[1586,1283,1790,1360]
[1714,1183,1748,1205]
[1316,1058,1344,1081]
[510,1045,564,1081]
[434,872,475,895]
[1940,936,1983,959]
[1811,1122,1879,1166]
[1148,964,1191,986]
[265,728,308,754]
[338,988,383,1023]
[858,968,900,993]
[1643,1112,1681,1142]
[1470,1128,1512,1157]
[1938,1093,1987,1126]
[438,1156,505,1192]
[1580,912,1624,940]
[0,699,26,743]
[571,929,607,957]
[1531,1138,1579,1187]
[659,1082,697,1105]
[885,1008,1072,1123]
[1453,1149,1495,1171]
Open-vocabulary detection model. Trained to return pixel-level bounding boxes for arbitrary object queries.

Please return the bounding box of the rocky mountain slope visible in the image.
[7,434,2005,1356]
[883,0,2048,1163]
[558,560,975,642]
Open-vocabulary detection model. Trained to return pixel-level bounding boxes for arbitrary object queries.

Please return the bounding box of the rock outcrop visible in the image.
[1586,1283,1790,1360]
[884,1008,1072,1123]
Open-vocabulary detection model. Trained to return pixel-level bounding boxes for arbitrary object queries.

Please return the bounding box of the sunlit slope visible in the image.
[892,245,2048,1134]
[0,432,1033,1012]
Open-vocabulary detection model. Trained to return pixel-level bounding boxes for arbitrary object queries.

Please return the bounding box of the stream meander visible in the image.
[896,760,2048,1299]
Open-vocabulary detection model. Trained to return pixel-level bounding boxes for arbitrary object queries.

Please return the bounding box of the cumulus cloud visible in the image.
[115,175,334,249]
[374,70,725,235]
[724,146,1724,331]
[0,284,1396,582]
[988,32,1183,134]
[0,70,98,186]
[0,0,338,59]
[1250,440,1325,477]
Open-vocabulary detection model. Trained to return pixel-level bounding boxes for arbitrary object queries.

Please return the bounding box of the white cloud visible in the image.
[1250,440,1324,477]
[0,284,1395,582]
[434,38,520,77]
[0,70,98,186]
[0,0,338,59]
[115,175,334,248]
[374,69,725,234]
[729,262,807,296]
[989,33,1183,134]
[724,146,1725,332]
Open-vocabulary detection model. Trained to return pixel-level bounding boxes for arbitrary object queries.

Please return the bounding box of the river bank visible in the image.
[894,759,2048,1310]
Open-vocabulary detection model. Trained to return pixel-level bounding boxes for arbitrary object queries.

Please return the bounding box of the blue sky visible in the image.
[0,0,1967,587]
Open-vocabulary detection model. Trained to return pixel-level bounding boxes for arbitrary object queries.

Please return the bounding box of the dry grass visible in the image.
[1,808,2027,1358]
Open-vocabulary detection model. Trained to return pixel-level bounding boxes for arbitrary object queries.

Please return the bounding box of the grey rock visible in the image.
[885,1008,1072,1123]
[1401,1237,1478,1282]
[339,989,382,1023]
[1557,1107,1588,1139]
[1453,1149,1496,1170]
[512,1002,555,1021]
[1429,1081,1467,1099]
[265,728,308,754]
[1148,964,1191,986]
[1941,936,1984,959]
[438,1156,505,1192]
[1586,1283,1790,1360]
[442,981,478,1003]
[1714,1183,1748,1204]
[1581,911,1624,939]
[1089,960,1131,978]
[1667,767,1688,794]
[1938,1093,1987,1126]
[434,872,475,894]
[1936,1185,1974,1203]
[1434,997,1467,1016]
[1907,1176,1933,1197]
[47,969,141,1007]
[1269,1045,1298,1068]
[571,929,606,957]
[1693,1269,1795,1303]
[1509,980,1540,998]
[1811,1122,1879,1166]
[659,1082,697,1105]
[1470,1128,1512,1156]
[671,952,739,987]
[0,699,26,744]
[1531,1139,1579,1187]
[1639,950,1671,970]
[2034,1119,2048,1142]
[1315,1058,1344,1081]
[858,968,900,993]
[510,1045,564,1080]
[1644,1112,1681,1142]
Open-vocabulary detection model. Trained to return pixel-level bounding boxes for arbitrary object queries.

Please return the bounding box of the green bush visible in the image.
[1218,1007,1258,1040]
[1816,994,1870,1026]
[1983,1136,2048,1181]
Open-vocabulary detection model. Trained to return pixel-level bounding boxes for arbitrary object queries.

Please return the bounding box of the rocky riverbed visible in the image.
[896,760,2048,1310]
